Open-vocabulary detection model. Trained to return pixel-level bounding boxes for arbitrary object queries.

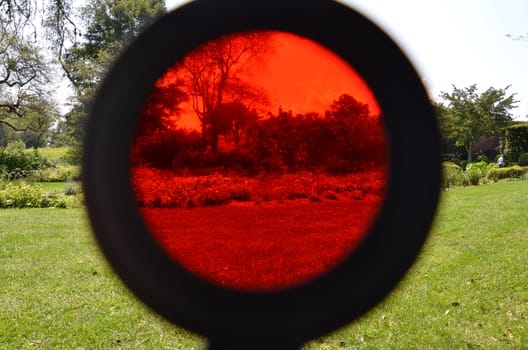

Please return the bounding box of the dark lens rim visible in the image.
[83,0,441,346]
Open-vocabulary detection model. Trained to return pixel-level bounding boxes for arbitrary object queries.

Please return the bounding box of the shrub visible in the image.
[466,161,492,171]
[0,182,48,208]
[287,192,309,200]
[0,181,82,208]
[466,161,496,180]
[0,142,52,180]
[309,195,322,202]
[442,161,461,170]
[27,165,81,182]
[486,166,528,182]
[518,152,528,166]
[64,183,82,196]
[323,191,338,200]
[504,123,528,162]
[131,168,386,207]
[349,190,363,200]
[465,167,483,186]
[442,163,468,189]
[475,154,489,163]
[62,147,82,165]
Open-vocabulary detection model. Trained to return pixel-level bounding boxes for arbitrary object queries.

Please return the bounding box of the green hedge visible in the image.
[486,165,528,182]
[504,123,528,162]
[441,161,528,188]
[518,152,528,167]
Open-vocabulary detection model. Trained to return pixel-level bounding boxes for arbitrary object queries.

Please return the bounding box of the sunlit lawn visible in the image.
[0,209,203,349]
[0,181,527,349]
[305,180,528,349]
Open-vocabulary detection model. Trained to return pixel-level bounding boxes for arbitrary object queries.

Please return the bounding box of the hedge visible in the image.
[486,165,528,182]
[504,123,528,162]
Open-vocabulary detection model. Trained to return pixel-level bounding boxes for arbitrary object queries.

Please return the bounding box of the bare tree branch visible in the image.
[506,33,528,42]
[0,119,39,132]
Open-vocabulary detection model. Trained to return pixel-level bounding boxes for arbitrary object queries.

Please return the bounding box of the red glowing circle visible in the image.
[131,31,388,291]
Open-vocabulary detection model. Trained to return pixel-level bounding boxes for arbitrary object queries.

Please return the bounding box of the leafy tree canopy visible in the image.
[1,0,167,148]
[47,0,167,145]
[439,84,518,161]
[0,0,58,146]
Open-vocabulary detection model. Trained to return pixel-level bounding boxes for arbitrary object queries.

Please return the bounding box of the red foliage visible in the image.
[132,30,389,291]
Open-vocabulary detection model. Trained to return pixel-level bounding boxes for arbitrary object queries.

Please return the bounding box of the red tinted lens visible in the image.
[131,31,388,291]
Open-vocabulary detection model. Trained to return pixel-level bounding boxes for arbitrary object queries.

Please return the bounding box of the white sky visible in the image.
[165,0,528,120]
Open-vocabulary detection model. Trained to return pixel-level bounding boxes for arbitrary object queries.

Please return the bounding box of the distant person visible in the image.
[497,155,505,168]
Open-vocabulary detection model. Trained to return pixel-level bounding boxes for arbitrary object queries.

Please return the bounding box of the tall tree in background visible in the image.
[215,101,260,147]
[138,72,188,133]
[0,0,168,148]
[179,32,272,152]
[0,0,56,144]
[47,0,166,144]
[439,84,518,161]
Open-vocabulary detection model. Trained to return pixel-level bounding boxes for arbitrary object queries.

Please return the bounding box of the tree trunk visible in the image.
[210,123,219,153]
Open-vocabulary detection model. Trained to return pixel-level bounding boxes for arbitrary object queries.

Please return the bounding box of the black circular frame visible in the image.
[83,0,442,349]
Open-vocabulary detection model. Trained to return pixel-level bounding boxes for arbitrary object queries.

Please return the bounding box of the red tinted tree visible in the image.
[138,72,188,134]
[180,32,272,152]
[215,101,260,147]
[325,93,383,170]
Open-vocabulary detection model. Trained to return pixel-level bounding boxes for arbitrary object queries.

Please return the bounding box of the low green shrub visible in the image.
[0,142,52,180]
[475,154,489,163]
[442,161,461,170]
[466,161,496,173]
[443,161,502,189]
[0,181,82,208]
[465,167,482,186]
[518,152,528,166]
[465,161,496,185]
[487,166,528,182]
[64,182,82,196]
[27,165,81,182]
[442,163,468,189]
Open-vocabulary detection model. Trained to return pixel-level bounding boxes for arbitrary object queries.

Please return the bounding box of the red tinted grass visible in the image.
[141,197,382,291]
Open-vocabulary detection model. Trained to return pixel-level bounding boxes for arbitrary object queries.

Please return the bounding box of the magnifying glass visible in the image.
[83,0,441,349]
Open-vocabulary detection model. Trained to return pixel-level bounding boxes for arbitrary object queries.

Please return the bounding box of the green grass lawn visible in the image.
[0,209,204,349]
[31,182,74,192]
[1,181,527,349]
[305,180,528,349]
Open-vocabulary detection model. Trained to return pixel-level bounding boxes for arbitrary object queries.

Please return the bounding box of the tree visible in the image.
[215,101,259,147]
[0,1,166,148]
[325,93,384,169]
[47,0,167,144]
[440,85,518,161]
[139,70,188,134]
[178,32,272,152]
[11,96,58,148]
[0,0,61,146]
